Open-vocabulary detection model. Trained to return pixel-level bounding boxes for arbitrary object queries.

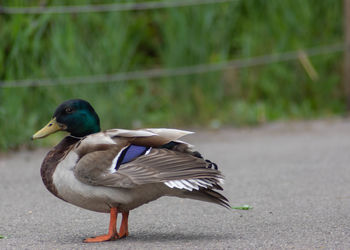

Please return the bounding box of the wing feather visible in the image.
[74,148,223,190]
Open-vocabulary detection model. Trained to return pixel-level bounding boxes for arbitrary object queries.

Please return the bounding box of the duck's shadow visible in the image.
[129,230,234,242]
[59,231,234,244]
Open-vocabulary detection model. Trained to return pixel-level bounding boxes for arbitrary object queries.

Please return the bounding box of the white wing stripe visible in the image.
[164,181,174,188]
[173,180,187,190]
[188,179,206,188]
[196,179,213,187]
[181,180,198,190]
[164,177,222,191]
[145,147,152,155]
[109,146,129,173]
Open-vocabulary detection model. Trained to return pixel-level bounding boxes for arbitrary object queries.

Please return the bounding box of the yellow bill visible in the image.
[32,118,66,140]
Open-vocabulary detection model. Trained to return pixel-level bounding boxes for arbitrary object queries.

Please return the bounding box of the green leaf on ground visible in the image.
[0,235,6,239]
[232,205,253,210]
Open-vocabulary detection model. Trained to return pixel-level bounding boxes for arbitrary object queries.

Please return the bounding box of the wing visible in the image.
[74,147,223,191]
[71,128,228,208]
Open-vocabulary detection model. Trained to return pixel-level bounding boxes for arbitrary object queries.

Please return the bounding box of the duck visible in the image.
[32,99,229,243]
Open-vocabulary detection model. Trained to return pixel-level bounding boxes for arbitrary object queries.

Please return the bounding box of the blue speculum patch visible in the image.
[115,145,150,170]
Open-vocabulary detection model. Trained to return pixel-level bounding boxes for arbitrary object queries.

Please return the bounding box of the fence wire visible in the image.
[0,0,237,14]
[0,43,344,88]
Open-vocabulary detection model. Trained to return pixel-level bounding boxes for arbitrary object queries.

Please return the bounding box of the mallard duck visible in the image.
[32,99,229,243]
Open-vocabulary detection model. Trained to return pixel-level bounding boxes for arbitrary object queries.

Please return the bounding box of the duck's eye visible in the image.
[65,107,73,113]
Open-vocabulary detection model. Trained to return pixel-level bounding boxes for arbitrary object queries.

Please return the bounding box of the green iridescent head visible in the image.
[32,99,101,139]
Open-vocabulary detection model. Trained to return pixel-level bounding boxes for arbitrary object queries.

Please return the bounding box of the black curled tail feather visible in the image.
[205,159,218,170]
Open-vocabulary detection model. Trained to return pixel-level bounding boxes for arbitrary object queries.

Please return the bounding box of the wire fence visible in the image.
[0,0,237,14]
[0,43,344,88]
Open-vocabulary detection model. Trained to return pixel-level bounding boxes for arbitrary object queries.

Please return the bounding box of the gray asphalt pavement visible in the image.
[1,119,350,249]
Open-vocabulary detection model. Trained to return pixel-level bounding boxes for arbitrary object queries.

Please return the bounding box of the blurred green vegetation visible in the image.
[0,0,345,150]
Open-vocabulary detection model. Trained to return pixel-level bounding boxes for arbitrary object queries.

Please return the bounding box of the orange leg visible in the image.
[118,211,129,238]
[84,207,119,243]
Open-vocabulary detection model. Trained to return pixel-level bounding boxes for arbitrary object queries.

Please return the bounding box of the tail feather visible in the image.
[161,141,229,208]
[181,188,230,209]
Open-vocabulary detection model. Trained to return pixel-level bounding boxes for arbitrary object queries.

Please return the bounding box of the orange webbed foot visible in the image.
[83,207,119,243]
[83,233,119,243]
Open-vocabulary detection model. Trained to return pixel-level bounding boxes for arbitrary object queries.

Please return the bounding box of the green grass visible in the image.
[0,0,345,150]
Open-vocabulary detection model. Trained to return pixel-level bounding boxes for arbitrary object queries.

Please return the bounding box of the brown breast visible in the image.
[40,136,80,199]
